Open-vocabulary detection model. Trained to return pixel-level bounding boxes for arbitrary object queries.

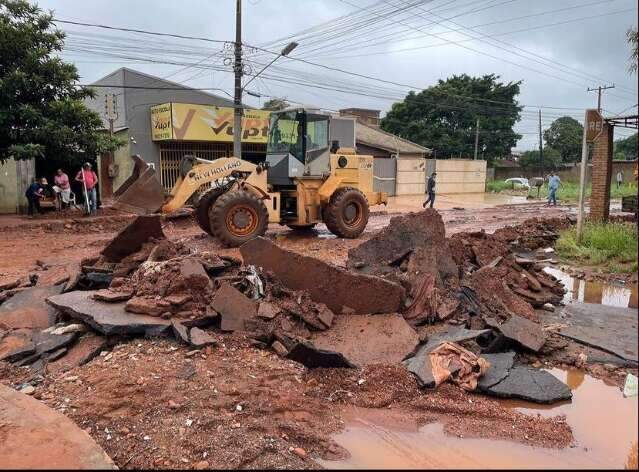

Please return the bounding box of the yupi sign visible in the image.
[585,109,604,143]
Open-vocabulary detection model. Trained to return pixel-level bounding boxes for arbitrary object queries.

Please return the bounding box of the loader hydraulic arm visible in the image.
[161,157,267,213]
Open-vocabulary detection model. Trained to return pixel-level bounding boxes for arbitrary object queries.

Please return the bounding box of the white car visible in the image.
[504,177,530,189]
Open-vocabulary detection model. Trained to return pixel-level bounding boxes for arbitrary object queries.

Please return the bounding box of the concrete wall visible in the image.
[434,159,487,194]
[396,157,426,195]
[0,159,35,214]
[492,160,637,184]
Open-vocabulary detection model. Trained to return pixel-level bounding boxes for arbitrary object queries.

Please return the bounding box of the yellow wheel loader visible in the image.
[113,108,388,247]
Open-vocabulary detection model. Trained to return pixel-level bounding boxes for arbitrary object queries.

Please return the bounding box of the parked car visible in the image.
[504,177,530,189]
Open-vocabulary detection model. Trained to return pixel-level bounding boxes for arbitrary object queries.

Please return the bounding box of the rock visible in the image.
[542,303,555,312]
[404,327,492,388]
[166,294,193,306]
[257,302,280,320]
[45,347,68,362]
[210,282,257,332]
[189,327,216,348]
[316,304,334,329]
[0,277,21,291]
[92,289,133,303]
[487,314,546,353]
[179,259,211,291]
[172,321,190,344]
[19,385,35,395]
[48,335,108,373]
[50,324,88,335]
[46,291,171,336]
[292,447,307,459]
[79,272,113,290]
[194,460,210,470]
[241,237,404,315]
[286,340,355,368]
[0,384,116,469]
[271,340,288,357]
[0,285,64,330]
[477,352,516,389]
[479,365,572,404]
[101,215,164,263]
[125,296,165,317]
[312,314,419,366]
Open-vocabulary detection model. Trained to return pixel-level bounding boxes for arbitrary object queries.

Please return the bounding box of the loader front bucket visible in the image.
[112,155,165,215]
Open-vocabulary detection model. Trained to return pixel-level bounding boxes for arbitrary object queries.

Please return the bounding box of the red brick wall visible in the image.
[589,123,614,221]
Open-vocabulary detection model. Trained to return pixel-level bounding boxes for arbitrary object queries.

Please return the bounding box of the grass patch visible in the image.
[487,180,637,203]
[556,222,638,273]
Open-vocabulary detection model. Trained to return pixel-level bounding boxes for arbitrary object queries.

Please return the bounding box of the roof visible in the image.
[356,121,430,155]
[90,67,236,107]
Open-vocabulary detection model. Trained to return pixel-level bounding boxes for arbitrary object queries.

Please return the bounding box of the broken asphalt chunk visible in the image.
[487,314,546,352]
[46,291,171,336]
[286,340,356,368]
[101,214,164,263]
[172,321,190,344]
[479,365,572,404]
[48,335,108,373]
[241,237,404,314]
[92,289,133,303]
[477,352,516,389]
[210,282,257,332]
[0,284,64,330]
[189,327,216,348]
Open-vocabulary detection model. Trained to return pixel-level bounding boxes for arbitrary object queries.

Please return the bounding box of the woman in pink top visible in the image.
[53,168,71,208]
[75,163,99,215]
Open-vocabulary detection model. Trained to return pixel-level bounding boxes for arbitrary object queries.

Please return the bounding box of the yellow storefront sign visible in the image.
[150,103,270,143]
[150,103,173,140]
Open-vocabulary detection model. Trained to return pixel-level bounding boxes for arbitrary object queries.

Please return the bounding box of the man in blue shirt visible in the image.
[546,172,562,206]
[25,177,45,216]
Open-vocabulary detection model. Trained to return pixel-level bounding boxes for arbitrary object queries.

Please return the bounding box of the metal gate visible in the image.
[159,142,231,191]
[373,157,396,196]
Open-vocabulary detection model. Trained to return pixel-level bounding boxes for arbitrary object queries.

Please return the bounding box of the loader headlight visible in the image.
[338,156,348,168]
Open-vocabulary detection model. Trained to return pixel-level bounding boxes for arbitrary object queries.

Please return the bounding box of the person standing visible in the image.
[616,170,624,189]
[25,177,45,216]
[53,168,71,209]
[546,171,562,206]
[75,162,98,215]
[423,172,437,208]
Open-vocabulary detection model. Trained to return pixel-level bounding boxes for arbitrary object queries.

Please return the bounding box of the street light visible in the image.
[242,41,298,90]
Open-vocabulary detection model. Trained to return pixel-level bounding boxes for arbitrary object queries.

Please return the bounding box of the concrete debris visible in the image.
[428,342,490,391]
[189,327,216,348]
[172,320,190,344]
[487,314,546,353]
[211,282,257,332]
[101,214,164,263]
[125,296,166,317]
[312,314,419,366]
[48,334,108,373]
[241,237,404,315]
[257,302,280,320]
[0,384,117,469]
[92,289,134,303]
[479,365,572,404]
[271,340,288,357]
[285,340,356,368]
[47,290,172,336]
[0,284,64,330]
[179,258,211,291]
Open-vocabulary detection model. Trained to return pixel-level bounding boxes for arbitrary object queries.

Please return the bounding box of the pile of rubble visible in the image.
[1,210,581,405]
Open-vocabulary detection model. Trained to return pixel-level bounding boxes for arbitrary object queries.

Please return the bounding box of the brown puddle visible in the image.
[544,267,638,309]
[319,369,638,469]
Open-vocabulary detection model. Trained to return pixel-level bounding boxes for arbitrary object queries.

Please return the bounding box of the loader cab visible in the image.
[266,109,330,186]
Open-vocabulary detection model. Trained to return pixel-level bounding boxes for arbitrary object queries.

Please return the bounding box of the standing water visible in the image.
[544,267,638,309]
[319,369,638,469]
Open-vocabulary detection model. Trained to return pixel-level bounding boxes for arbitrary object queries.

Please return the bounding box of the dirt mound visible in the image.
[492,216,572,250]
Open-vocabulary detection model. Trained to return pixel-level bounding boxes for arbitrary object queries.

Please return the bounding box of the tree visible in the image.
[543,116,583,163]
[262,97,290,111]
[614,133,638,160]
[519,148,561,169]
[0,0,121,165]
[628,27,638,74]
[380,74,522,159]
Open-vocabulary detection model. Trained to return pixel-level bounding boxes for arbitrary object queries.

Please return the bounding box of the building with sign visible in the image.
[84,68,259,195]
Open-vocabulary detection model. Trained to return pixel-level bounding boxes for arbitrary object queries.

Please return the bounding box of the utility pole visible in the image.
[587,84,615,113]
[538,109,544,178]
[233,0,243,159]
[473,117,480,160]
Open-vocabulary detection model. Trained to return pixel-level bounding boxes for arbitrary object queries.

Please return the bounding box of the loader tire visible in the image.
[195,188,225,235]
[323,187,369,239]
[209,190,269,247]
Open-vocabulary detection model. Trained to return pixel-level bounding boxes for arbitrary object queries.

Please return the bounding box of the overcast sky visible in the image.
[36,0,638,150]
